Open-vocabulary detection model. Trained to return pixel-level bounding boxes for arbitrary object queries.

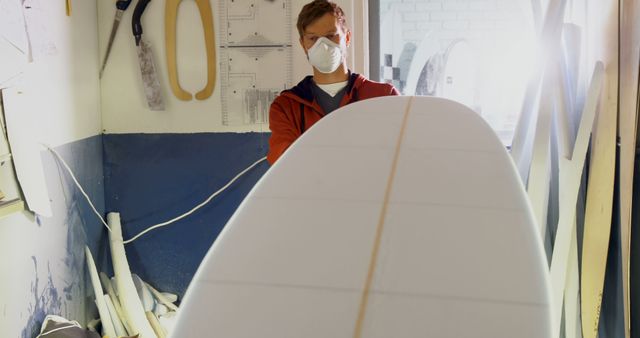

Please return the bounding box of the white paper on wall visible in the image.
[1,87,52,216]
[218,0,293,126]
[0,0,28,86]
[0,0,28,53]
[0,39,26,89]
[0,96,11,157]
[0,91,22,205]
[22,0,57,62]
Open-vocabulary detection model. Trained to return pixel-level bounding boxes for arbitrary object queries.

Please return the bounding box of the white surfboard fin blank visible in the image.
[580,62,618,338]
[85,246,117,338]
[101,272,133,334]
[549,61,604,338]
[510,0,568,184]
[105,294,128,337]
[108,212,158,338]
[514,2,612,337]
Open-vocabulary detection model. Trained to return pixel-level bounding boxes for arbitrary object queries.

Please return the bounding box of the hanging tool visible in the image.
[165,0,216,101]
[100,0,133,78]
[132,0,165,110]
[66,0,71,16]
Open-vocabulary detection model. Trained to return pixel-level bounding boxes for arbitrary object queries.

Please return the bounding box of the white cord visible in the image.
[44,144,112,232]
[43,143,266,244]
[36,324,80,337]
[123,156,266,244]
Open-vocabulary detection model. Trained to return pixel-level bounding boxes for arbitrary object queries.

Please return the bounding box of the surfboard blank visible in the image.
[171,96,551,338]
[617,3,640,336]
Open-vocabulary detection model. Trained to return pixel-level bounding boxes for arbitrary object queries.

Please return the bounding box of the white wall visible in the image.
[0,0,103,336]
[0,141,106,336]
[99,0,355,134]
[1,0,102,146]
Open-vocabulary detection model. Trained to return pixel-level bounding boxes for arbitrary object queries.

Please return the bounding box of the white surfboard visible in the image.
[404,31,439,96]
[440,39,476,110]
[617,4,640,337]
[171,96,551,337]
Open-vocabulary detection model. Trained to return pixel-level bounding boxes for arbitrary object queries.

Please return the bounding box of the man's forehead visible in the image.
[303,13,342,35]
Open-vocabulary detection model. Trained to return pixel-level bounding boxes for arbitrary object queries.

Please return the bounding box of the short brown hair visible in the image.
[296,0,347,38]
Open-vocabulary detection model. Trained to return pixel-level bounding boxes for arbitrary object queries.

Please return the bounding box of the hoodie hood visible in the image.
[282,72,365,106]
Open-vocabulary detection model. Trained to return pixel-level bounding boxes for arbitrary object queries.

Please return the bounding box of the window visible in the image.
[370,0,536,144]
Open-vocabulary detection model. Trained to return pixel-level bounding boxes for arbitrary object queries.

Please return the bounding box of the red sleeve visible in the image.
[390,86,400,96]
[267,99,300,165]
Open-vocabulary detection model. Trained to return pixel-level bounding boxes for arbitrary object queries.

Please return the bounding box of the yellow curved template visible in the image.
[165,0,217,101]
[195,0,216,100]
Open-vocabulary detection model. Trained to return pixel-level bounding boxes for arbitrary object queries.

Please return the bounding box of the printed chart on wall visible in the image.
[218,0,293,126]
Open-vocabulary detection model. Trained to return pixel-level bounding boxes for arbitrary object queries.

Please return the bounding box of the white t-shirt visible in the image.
[316,80,348,97]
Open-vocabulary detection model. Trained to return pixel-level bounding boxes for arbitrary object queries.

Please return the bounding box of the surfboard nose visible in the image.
[172,95,551,338]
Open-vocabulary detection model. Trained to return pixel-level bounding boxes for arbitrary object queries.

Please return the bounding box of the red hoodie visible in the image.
[267,72,399,164]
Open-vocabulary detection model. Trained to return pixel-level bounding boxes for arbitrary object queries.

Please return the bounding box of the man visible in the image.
[267,0,399,164]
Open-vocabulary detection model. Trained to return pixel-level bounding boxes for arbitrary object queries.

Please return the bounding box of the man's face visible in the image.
[300,12,350,53]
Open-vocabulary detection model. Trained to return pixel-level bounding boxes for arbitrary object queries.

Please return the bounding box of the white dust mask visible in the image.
[307,36,345,74]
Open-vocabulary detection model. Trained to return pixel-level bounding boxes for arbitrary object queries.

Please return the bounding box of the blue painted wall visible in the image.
[0,135,106,337]
[102,133,270,299]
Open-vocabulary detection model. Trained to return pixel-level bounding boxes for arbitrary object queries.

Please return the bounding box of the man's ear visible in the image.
[345,29,352,47]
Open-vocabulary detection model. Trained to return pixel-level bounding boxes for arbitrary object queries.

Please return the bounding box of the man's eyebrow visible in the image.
[304,29,338,36]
